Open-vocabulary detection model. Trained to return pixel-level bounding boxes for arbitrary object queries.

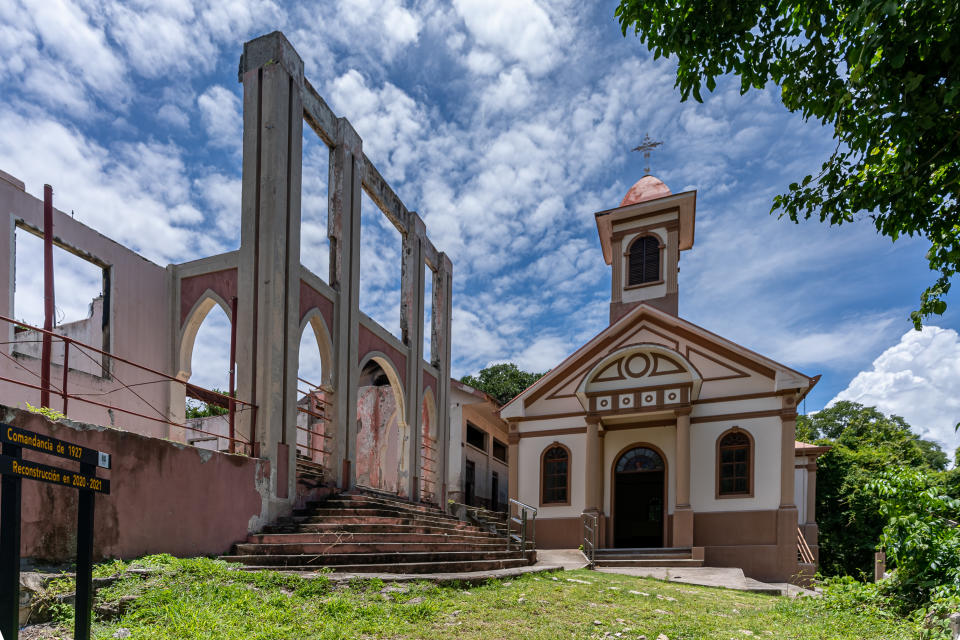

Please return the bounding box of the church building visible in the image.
[501,175,824,582]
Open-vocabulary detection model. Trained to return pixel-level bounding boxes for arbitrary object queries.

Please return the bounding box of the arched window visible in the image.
[628,235,660,285]
[717,429,753,497]
[541,444,570,505]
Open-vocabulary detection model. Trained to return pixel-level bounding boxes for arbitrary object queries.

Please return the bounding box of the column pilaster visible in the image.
[672,407,693,547]
[585,414,602,513]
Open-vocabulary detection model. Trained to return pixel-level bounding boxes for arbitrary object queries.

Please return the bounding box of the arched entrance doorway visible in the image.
[613,445,666,548]
[355,356,409,497]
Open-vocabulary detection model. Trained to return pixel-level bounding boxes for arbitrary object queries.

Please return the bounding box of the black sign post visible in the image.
[0,424,110,640]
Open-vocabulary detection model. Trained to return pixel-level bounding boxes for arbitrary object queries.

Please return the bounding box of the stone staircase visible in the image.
[591,547,704,568]
[221,490,536,574]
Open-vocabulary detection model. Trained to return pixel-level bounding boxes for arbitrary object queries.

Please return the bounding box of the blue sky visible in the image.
[1,0,957,453]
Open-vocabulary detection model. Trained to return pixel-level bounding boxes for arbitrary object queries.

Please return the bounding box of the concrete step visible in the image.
[248,531,504,545]
[285,512,483,530]
[233,557,533,574]
[593,559,704,568]
[326,493,451,515]
[234,541,512,555]
[259,522,502,538]
[220,549,532,567]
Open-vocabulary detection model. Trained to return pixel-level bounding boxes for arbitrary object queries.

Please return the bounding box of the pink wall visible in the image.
[2,405,264,562]
[0,175,174,440]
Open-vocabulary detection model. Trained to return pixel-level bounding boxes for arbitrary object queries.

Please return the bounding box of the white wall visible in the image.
[689,417,782,512]
[447,390,465,499]
[518,432,586,518]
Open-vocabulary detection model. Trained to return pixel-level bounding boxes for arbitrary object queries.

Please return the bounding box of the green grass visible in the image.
[40,556,919,639]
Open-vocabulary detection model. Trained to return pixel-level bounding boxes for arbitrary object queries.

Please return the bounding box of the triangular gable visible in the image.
[501,303,812,415]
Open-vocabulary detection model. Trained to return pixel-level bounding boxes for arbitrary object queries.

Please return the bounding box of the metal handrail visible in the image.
[582,511,598,568]
[508,498,538,552]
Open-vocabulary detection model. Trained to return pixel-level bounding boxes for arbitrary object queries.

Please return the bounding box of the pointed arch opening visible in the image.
[176,290,234,451]
[420,387,439,504]
[296,309,335,469]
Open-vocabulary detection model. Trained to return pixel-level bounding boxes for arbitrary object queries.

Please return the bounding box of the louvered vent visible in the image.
[628,236,660,285]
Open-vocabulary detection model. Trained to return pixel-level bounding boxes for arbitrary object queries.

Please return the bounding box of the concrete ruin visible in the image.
[0,31,453,553]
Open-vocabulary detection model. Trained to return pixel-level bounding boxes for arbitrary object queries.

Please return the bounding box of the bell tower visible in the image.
[594,175,697,323]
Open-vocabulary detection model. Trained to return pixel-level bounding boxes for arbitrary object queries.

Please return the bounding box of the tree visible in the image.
[795,401,946,577]
[616,1,960,327]
[460,363,545,406]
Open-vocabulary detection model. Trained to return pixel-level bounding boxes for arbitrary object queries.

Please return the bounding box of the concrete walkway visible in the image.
[595,566,813,597]
[534,549,813,597]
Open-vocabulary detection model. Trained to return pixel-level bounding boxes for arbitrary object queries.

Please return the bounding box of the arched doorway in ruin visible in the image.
[354,354,409,497]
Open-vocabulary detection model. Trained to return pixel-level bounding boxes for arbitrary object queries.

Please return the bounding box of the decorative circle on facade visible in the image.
[644,394,654,403]
[616,447,665,473]
[668,392,677,401]
[624,353,651,378]
[599,398,609,408]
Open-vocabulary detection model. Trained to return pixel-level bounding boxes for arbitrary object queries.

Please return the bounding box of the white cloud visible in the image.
[157,104,190,129]
[0,110,213,264]
[830,326,960,453]
[197,85,242,150]
[106,0,283,78]
[453,0,563,75]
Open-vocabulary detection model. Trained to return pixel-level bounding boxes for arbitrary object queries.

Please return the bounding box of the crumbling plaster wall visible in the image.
[2,404,264,562]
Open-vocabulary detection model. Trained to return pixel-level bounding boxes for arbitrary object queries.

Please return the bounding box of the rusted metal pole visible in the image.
[40,184,54,408]
[61,338,70,414]
[228,296,238,454]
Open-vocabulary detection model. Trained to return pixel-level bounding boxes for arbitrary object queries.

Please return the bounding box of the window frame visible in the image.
[625,233,663,288]
[540,442,571,506]
[715,427,755,499]
[465,422,487,452]
[491,438,508,463]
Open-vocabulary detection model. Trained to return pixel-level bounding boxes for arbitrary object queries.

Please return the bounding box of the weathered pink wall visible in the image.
[1,405,265,562]
[0,174,174,440]
[355,385,404,496]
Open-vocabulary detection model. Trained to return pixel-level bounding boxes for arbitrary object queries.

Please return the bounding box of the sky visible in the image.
[1,0,957,454]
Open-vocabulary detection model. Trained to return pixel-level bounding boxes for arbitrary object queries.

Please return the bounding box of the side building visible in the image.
[448,380,510,511]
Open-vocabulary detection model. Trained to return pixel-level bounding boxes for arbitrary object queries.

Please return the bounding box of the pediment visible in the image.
[499,303,814,420]
[575,343,701,414]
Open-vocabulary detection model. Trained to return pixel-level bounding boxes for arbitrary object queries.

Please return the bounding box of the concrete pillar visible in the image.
[508,428,519,502]
[327,117,363,491]
[401,215,425,500]
[585,414,602,513]
[434,255,453,504]
[236,32,304,521]
[672,407,693,547]
[777,394,799,579]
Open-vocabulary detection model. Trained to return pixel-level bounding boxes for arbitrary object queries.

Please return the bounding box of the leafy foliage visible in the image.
[184,390,230,419]
[868,468,960,610]
[615,0,960,326]
[796,401,946,577]
[460,363,545,406]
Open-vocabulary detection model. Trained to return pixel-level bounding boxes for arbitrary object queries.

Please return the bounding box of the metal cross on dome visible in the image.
[632,134,663,175]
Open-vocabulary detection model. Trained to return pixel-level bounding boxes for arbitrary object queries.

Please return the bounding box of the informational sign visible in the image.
[1,425,111,469]
[0,422,110,640]
[0,456,109,494]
